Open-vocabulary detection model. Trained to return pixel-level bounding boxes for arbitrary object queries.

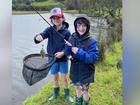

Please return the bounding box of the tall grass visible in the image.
[31,1,62,7]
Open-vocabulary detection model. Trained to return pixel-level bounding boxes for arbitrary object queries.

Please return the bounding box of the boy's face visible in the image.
[51,16,64,26]
[76,23,87,35]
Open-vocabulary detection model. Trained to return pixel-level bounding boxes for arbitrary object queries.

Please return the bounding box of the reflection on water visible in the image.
[12,13,107,105]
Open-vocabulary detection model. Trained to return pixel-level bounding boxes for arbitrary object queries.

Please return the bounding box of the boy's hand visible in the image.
[55,51,64,58]
[71,47,78,54]
[35,35,43,42]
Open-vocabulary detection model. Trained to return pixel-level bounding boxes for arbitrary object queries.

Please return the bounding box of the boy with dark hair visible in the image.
[64,16,99,105]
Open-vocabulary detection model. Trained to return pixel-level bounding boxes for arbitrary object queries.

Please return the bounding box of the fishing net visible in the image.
[22,54,56,86]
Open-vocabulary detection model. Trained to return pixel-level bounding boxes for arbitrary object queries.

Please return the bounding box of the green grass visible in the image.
[104,42,122,67]
[23,41,122,105]
[12,10,78,15]
[64,10,79,14]
[31,1,62,7]
[12,11,48,15]
[12,10,79,15]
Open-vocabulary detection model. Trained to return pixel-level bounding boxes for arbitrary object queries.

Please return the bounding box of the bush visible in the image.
[98,41,106,62]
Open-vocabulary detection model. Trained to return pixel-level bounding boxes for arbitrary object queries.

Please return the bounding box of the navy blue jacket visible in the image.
[34,22,71,62]
[64,32,99,84]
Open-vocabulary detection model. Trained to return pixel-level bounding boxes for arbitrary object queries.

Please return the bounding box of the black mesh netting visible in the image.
[22,54,55,86]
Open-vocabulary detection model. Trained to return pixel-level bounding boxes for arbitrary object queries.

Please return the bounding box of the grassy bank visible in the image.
[12,1,63,11]
[12,11,48,15]
[23,42,122,105]
[31,1,62,7]
[12,10,79,15]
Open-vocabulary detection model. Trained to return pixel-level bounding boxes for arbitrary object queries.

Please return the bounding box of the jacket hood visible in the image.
[63,21,69,29]
[74,16,90,35]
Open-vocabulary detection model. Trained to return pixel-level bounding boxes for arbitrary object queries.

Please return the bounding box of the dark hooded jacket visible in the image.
[64,17,99,84]
[34,22,70,62]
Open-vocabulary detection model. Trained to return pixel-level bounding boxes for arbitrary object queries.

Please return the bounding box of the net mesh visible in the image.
[22,54,55,86]
[24,54,55,71]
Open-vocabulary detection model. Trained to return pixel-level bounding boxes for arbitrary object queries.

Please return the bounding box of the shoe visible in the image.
[48,87,59,101]
[76,96,83,105]
[64,88,74,103]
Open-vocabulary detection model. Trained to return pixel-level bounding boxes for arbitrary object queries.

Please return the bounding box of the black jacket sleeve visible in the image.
[34,35,41,44]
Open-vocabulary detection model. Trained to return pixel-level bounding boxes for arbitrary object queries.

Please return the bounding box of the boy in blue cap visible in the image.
[34,7,73,102]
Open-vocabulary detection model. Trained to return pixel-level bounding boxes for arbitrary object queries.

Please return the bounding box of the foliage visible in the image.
[31,1,62,7]
[64,0,122,17]
[98,40,105,62]
[105,16,122,48]
[12,1,64,11]
[104,42,122,67]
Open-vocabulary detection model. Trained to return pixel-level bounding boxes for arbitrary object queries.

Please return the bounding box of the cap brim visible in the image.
[50,14,63,18]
